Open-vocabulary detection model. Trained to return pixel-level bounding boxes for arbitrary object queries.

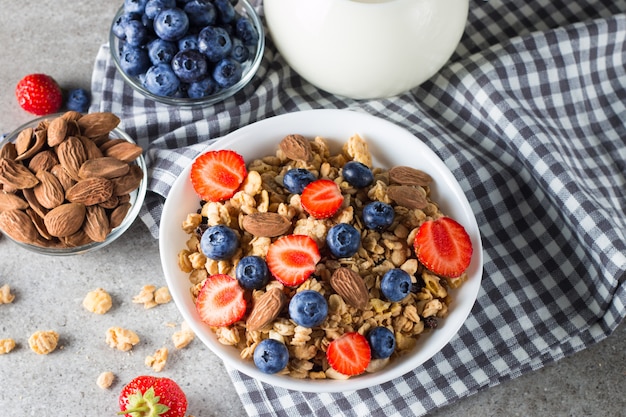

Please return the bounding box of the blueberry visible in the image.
[178,34,198,51]
[124,19,150,46]
[253,339,289,374]
[326,223,361,258]
[153,8,189,41]
[200,224,239,260]
[235,17,259,46]
[119,44,151,76]
[230,37,249,63]
[65,88,91,113]
[362,201,394,231]
[366,326,396,359]
[124,0,148,14]
[282,168,316,194]
[213,58,242,88]
[214,0,236,23]
[236,256,270,290]
[380,268,412,302]
[342,161,374,188]
[183,0,216,27]
[288,290,328,328]
[142,63,181,96]
[145,0,176,19]
[187,77,218,98]
[171,49,208,83]
[147,38,178,65]
[112,12,139,40]
[198,26,232,62]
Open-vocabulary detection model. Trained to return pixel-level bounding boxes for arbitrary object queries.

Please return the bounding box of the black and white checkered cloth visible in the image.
[90,1,626,415]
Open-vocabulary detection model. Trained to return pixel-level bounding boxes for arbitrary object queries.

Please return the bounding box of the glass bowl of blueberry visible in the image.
[109,0,264,107]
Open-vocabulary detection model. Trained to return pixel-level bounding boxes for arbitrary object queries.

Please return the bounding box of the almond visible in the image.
[241,212,292,237]
[389,166,432,187]
[111,165,143,196]
[28,150,59,173]
[46,117,68,147]
[78,136,104,160]
[0,158,39,189]
[26,207,53,241]
[0,193,29,212]
[62,228,93,247]
[43,202,86,237]
[14,127,34,156]
[65,177,114,206]
[22,188,48,219]
[330,267,369,310]
[246,287,286,331]
[79,157,130,179]
[34,171,65,209]
[103,141,143,163]
[57,136,88,181]
[109,202,131,229]
[16,129,47,161]
[387,185,428,210]
[60,110,83,122]
[0,142,18,160]
[50,164,76,192]
[83,205,110,242]
[77,112,120,138]
[0,209,39,243]
[279,134,312,162]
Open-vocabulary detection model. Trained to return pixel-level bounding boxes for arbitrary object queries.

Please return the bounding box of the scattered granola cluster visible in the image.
[0,280,191,389]
[177,134,470,379]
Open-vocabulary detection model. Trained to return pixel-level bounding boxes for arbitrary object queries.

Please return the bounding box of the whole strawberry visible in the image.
[118,375,188,417]
[15,73,63,115]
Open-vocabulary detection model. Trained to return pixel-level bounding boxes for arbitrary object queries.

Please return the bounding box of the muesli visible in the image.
[177,133,472,379]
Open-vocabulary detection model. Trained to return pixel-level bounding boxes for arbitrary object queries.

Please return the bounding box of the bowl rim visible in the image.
[108,0,265,107]
[160,109,483,392]
[0,113,148,256]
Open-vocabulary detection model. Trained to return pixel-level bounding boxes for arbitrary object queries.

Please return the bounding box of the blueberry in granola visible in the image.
[288,290,328,328]
[200,224,239,260]
[380,268,412,302]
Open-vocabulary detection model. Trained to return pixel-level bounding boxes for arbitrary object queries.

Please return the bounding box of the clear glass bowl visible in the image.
[108,0,265,107]
[0,113,147,256]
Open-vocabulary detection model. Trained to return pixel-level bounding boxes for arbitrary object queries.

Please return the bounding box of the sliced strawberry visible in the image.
[196,274,247,327]
[266,234,321,287]
[300,178,344,219]
[190,149,247,202]
[413,216,473,278]
[326,332,371,376]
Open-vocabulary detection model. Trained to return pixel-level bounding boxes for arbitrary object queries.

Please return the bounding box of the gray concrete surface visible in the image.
[0,1,624,416]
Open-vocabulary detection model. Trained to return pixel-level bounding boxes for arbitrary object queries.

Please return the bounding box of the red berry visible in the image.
[413,216,473,278]
[15,74,63,116]
[265,234,321,287]
[190,150,247,202]
[326,332,371,376]
[300,179,344,219]
[119,375,188,417]
[196,274,247,327]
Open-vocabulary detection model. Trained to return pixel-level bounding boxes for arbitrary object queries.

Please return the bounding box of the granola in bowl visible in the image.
[160,109,482,393]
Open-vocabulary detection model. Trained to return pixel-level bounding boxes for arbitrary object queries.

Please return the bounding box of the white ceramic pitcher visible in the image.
[264,0,469,99]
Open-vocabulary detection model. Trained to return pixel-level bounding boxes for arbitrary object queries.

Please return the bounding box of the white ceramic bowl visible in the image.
[160,109,482,392]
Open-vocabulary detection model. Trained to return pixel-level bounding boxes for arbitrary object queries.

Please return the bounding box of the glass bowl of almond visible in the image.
[0,111,147,255]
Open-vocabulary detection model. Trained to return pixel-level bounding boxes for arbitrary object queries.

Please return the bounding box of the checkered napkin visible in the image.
[90,1,626,415]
